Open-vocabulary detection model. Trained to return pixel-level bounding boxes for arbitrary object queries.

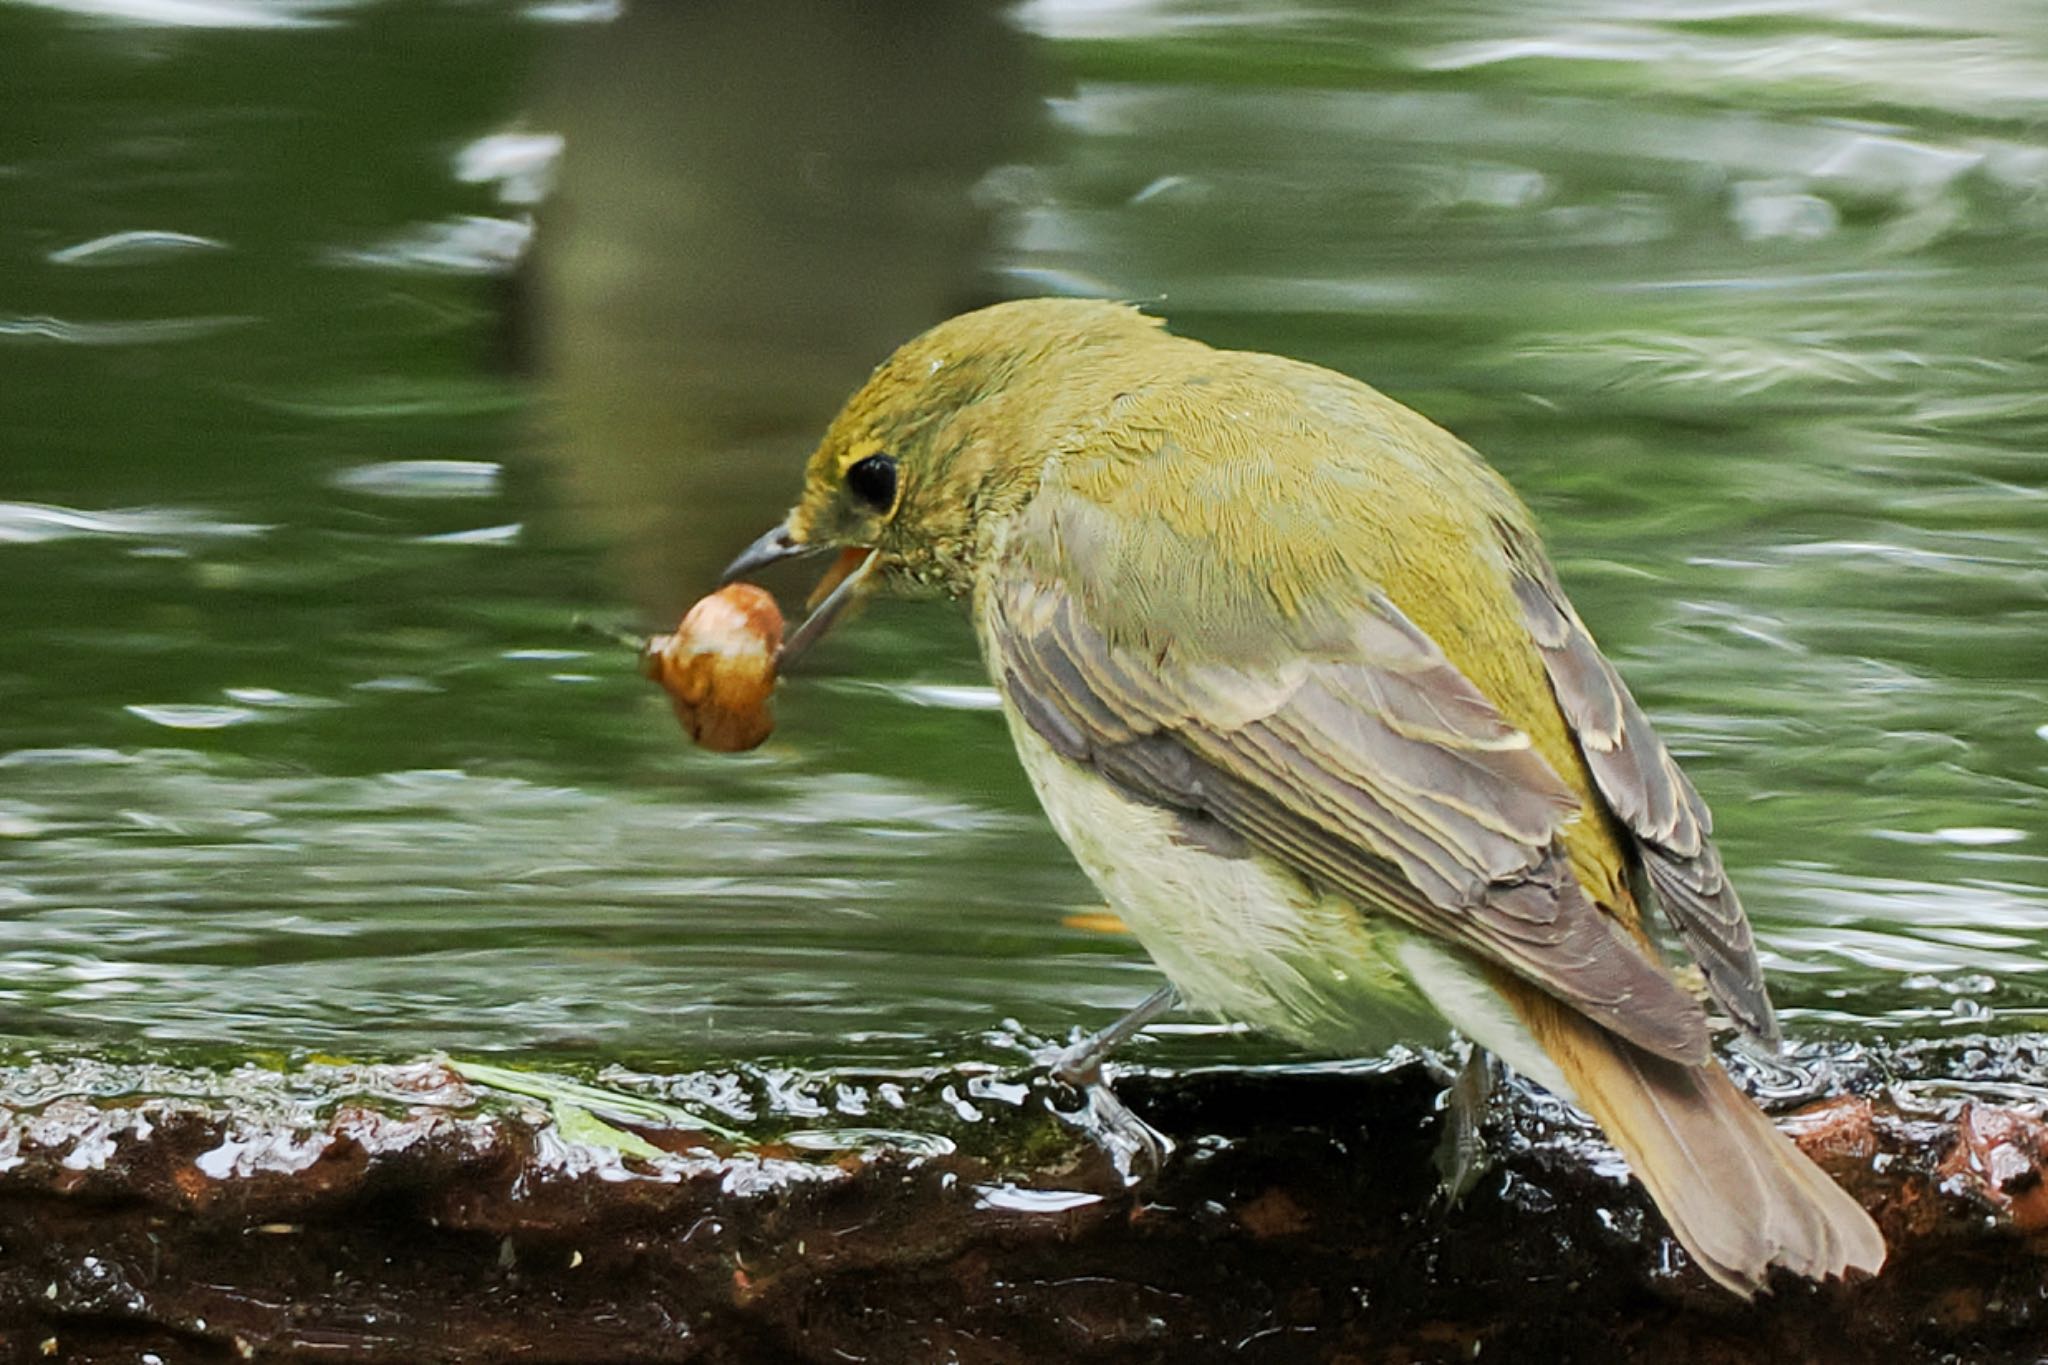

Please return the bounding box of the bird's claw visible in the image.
[1430,1043,1498,1208]
[1031,986,1181,1183]
[1047,1070,1175,1184]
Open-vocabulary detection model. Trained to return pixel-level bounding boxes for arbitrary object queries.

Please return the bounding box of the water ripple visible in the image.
[0,314,255,345]
[329,460,503,500]
[47,230,228,266]
[11,0,357,26]
[0,503,269,545]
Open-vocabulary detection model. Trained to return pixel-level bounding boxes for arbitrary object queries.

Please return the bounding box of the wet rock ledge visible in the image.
[1,1040,2045,1364]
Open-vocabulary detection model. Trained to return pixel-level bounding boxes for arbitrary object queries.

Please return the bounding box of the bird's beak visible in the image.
[719,520,814,583]
[779,548,877,667]
[720,520,877,669]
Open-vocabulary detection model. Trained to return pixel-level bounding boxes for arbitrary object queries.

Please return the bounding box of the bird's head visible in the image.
[721,297,1166,661]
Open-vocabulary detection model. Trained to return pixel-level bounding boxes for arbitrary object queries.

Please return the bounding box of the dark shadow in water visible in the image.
[522,0,1042,618]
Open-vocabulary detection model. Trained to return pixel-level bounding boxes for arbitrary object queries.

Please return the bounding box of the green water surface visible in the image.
[1,0,2043,1072]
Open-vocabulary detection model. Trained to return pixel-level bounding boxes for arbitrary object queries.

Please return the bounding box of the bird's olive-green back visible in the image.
[791,300,1630,904]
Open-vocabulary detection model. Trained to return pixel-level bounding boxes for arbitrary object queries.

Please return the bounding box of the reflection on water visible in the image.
[0,0,2042,1069]
[0,736,1134,1062]
[525,0,1040,616]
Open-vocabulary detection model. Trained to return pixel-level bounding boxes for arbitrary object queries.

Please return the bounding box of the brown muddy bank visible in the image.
[0,1040,2044,1364]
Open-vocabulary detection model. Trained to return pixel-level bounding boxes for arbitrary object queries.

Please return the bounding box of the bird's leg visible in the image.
[1050,984,1178,1088]
[1430,1040,1499,1206]
[1042,984,1179,1183]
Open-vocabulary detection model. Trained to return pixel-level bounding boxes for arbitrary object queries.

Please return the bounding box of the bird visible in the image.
[721,297,1885,1296]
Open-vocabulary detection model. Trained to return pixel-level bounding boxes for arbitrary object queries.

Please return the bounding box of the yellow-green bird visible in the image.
[723,298,1885,1295]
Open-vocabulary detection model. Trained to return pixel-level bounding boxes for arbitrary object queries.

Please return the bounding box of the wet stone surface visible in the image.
[0,1042,2044,1363]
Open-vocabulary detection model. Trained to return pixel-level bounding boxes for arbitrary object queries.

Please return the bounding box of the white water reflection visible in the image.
[330,461,504,500]
[47,231,228,266]
[122,705,263,731]
[0,503,269,545]
[0,314,255,344]
[1410,7,2048,122]
[9,0,355,27]
[329,216,534,275]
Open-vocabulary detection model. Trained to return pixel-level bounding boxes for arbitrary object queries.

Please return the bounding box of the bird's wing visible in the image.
[988,499,1711,1065]
[1504,551,1777,1043]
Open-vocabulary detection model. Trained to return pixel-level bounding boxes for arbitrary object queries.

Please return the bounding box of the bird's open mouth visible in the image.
[719,524,876,668]
[782,547,875,665]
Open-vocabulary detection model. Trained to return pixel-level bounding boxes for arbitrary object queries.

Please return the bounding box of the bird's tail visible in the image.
[1520,989,1886,1296]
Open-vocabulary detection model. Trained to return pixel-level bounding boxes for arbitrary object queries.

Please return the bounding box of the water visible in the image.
[1,0,2043,1073]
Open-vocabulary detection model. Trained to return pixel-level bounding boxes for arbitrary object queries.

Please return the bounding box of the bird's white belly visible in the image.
[1004,707,1446,1055]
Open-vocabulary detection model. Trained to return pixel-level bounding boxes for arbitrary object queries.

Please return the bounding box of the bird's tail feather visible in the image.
[1526,991,1886,1296]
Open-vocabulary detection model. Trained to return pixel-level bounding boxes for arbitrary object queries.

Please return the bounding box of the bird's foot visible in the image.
[1051,1076,1176,1184]
[1037,985,1180,1184]
[1431,1042,1499,1208]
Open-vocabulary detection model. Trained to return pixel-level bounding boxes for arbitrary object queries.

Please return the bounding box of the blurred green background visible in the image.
[0,0,2042,1071]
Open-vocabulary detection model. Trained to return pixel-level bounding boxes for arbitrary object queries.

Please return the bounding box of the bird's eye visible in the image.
[845,454,898,511]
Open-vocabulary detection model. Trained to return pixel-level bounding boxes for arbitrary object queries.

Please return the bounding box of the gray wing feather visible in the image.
[1508,566,1777,1043]
[991,571,1711,1065]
